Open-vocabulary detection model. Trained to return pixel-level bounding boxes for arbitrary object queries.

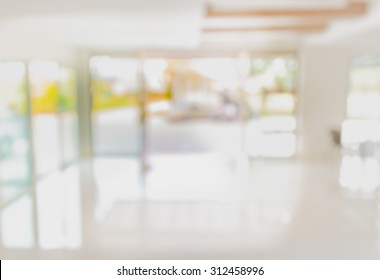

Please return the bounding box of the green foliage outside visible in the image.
[59,69,77,112]
[92,80,139,111]
[250,56,297,116]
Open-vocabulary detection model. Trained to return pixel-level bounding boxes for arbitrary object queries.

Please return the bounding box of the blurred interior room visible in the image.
[1,0,380,259]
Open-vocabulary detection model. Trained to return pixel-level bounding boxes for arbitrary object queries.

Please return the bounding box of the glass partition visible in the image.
[243,55,297,158]
[145,57,244,155]
[0,62,32,203]
[340,56,380,193]
[0,61,79,250]
[88,54,297,202]
[29,61,61,177]
[89,54,297,160]
[59,68,79,164]
[90,56,141,156]
[342,57,380,150]
[142,57,248,200]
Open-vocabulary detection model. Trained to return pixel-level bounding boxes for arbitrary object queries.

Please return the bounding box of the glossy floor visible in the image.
[1,154,380,259]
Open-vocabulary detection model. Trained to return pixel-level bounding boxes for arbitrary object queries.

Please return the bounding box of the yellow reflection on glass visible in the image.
[29,61,61,176]
[29,61,60,113]
[91,56,140,111]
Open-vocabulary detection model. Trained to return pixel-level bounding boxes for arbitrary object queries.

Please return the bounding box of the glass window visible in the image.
[29,61,61,176]
[145,57,243,154]
[90,56,141,156]
[59,68,79,164]
[340,56,380,194]
[244,55,297,158]
[342,57,380,148]
[0,62,32,194]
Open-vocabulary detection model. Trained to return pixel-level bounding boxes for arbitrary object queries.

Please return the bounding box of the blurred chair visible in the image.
[330,128,341,147]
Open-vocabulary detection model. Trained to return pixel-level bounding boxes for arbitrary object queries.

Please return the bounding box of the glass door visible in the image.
[90,56,142,157]
[29,61,62,177]
[59,67,79,164]
[340,56,380,193]
[243,55,298,158]
[143,57,248,201]
[0,62,32,203]
[90,56,143,212]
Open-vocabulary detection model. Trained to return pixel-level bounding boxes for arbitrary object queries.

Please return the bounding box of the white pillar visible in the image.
[297,45,349,159]
[76,50,93,158]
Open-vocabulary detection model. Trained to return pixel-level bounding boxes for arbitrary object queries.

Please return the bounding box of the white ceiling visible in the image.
[0,0,204,51]
[0,0,377,55]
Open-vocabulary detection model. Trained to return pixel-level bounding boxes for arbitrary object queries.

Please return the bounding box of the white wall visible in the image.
[298,37,380,159]
[297,44,348,159]
[0,29,76,66]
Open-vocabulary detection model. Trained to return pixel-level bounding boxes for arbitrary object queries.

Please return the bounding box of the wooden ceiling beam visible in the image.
[206,1,367,18]
[203,22,328,33]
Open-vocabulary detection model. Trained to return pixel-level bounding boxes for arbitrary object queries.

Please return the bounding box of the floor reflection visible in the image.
[1,194,35,249]
[340,155,380,196]
[1,155,380,259]
[145,153,248,201]
[36,165,82,249]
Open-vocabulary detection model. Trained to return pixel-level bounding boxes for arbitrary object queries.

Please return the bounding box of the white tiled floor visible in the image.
[1,154,380,259]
